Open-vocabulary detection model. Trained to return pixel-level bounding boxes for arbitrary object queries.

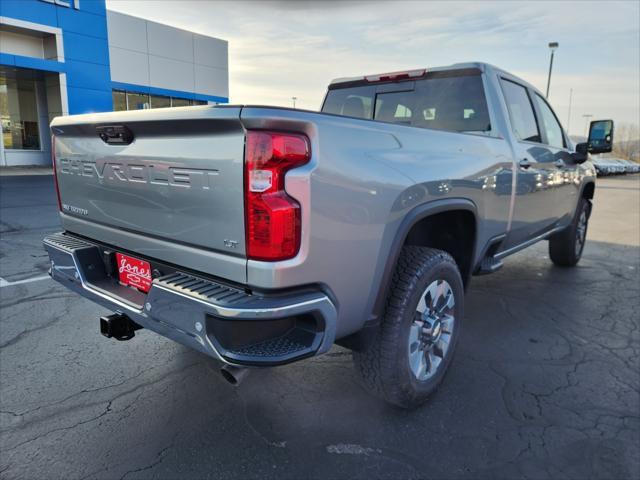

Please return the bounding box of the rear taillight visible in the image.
[51,135,62,211]
[244,131,310,261]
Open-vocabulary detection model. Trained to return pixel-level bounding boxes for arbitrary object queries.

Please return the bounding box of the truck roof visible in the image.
[329,62,539,95]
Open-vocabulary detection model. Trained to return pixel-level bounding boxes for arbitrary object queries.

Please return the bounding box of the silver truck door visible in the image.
[499,78,561,250]
[529,92,578,226]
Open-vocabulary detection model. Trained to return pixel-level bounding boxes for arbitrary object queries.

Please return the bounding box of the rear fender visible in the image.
[372,198,478,318]
[337,198,478,352]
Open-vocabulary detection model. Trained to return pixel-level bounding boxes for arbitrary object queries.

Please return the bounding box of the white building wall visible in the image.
[106,11,229,100]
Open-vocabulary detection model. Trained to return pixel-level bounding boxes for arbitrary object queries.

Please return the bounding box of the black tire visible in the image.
[549,196,591,267]
[353,246,464,409]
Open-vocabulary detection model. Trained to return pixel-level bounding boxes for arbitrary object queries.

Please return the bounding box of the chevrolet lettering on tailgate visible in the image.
[59,158,219,189]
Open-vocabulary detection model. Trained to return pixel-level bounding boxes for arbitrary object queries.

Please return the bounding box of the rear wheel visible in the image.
[353,246,463,408]
[549,197,591,267]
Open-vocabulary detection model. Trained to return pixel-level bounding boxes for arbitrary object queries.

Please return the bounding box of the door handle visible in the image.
[554,159,566,168]
[519,158,532,169]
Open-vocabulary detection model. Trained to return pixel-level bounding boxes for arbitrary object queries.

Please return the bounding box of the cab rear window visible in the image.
[322,74,491,133]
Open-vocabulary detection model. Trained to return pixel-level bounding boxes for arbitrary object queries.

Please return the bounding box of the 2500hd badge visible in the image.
[61,204,88,216]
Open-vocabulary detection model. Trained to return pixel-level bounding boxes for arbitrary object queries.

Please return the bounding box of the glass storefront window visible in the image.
[126,91,149,110]
[111,90,210,111]
[0,74,40,150]
[113,90,127,111]
[171,97,191,107]
[149,95,171,109]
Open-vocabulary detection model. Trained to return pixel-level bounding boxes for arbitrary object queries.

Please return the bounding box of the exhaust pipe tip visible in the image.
[220,365,249,386]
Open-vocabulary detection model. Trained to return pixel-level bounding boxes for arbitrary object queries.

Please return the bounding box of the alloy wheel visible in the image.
[575,210,587,257]
[408,279,455,381]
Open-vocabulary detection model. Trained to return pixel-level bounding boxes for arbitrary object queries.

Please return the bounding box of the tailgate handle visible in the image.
[96,125,134,145]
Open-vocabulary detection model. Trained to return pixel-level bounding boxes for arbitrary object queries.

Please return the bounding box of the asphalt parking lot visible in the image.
[1,174,638,480]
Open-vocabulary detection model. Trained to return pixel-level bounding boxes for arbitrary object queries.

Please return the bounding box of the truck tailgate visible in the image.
[51,106,247,284]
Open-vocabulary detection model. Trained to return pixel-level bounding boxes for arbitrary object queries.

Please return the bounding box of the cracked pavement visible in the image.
[1,175,638,479]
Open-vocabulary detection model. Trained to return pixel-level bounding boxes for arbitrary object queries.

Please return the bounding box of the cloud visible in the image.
[106,0,640,133]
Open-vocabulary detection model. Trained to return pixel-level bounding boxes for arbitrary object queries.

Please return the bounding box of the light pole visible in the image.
[546,42,559,99]
[567,88,573,134]
[582,114,593,137]
[291,96,297,109]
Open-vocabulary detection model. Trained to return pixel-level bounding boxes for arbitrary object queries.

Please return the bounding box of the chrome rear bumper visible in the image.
[43,232,337,366]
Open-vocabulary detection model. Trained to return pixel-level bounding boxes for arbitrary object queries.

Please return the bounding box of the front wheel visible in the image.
[549,197,591,267]
[353,246,463,408]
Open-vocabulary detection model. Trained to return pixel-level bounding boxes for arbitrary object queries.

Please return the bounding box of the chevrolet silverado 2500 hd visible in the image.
[44,63,614,408]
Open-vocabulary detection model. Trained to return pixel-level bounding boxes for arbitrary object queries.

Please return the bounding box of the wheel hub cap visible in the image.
[408,279,455,381]
[420,318,442,347]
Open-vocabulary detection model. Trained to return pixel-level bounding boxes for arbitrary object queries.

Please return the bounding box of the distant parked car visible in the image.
[597,158,630,175]
[592,157,621,176]
[614,159,631,174]
[609,159,624,174]
[621,159,640,174]
[591,158,611,176]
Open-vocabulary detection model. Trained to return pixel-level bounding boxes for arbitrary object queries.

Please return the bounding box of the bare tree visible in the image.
[612,123,640,161]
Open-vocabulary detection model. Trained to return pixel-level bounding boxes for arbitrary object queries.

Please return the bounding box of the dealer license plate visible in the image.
[115,252,152,293]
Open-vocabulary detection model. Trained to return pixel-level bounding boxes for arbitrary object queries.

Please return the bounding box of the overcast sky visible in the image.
[107,0,639,136]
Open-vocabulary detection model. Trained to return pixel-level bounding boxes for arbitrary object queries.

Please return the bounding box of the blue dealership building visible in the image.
[0,0,229,166]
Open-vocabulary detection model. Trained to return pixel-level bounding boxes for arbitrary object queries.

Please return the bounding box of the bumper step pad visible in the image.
[229,336,309,358]
[156,272,248,305]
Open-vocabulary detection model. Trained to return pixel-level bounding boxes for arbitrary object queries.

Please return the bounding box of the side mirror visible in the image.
[588,119,614,154]
[572,142,588,164]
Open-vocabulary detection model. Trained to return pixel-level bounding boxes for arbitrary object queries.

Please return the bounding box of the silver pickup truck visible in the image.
[44,62,613,408]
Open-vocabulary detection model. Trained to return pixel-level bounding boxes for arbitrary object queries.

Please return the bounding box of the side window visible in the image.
[500,79,541,143]
[533,94,565,149]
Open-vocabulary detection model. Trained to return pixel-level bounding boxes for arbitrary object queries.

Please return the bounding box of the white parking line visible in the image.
[0,275,51,287]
